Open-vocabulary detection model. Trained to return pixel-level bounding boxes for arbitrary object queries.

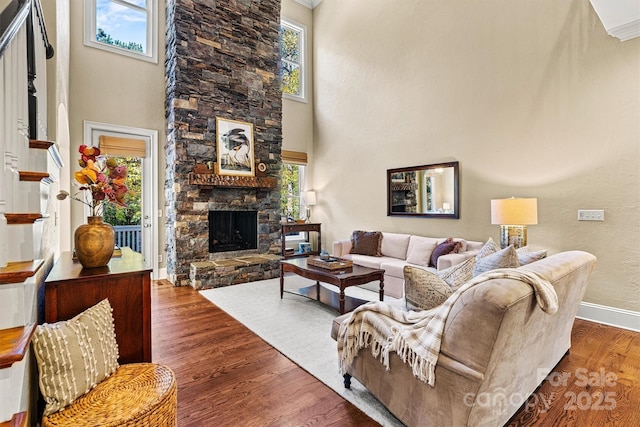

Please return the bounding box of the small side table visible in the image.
[281,222,321,259]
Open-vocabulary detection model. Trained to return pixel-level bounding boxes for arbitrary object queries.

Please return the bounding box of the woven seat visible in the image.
[42,363,177,427]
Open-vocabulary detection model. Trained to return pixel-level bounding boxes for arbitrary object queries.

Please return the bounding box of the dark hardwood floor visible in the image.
[151,280,378,427]
[151,280,640,427]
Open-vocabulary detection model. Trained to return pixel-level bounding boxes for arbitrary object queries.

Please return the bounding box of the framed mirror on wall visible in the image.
[387,161,459,219]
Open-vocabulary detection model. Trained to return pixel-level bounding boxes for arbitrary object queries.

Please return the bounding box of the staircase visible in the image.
[0,0,57,425]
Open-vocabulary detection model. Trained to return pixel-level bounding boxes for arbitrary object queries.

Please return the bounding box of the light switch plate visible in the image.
[578,210,604,221]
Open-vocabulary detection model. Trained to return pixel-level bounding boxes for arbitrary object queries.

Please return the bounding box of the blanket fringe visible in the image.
[392,333,436,386]
[339,327,394,375]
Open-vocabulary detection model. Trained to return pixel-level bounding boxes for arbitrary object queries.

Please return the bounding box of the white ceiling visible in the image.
[590,0,640,41]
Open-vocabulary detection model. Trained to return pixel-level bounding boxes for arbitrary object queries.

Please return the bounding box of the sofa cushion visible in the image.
[32,299,120,416]
[381,259,435,279]
[466,240,484,251]
[405,236,439,267]
[404,266,453,311]
[347,254,397,270]
[380,232,411,259]
[350,230,382,256]
[517,246,548,265]
[473,245,520,276]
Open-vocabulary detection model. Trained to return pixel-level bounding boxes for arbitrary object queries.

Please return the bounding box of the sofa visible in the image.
[332,232,484,298]
[331,250,597,427]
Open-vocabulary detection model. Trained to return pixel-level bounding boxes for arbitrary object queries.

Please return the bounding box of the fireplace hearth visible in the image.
[209,210,258,253]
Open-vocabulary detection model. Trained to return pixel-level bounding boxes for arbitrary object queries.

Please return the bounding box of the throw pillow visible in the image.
[437,256,475,290]
[405,236,439,267]
[404,266,453,311]
[349,230,382,257]
[429,238,457,267]
[473,245,520,277]
[449,238,468,252]
[516,246,548,265]
[476,237,500,259]
[32,299,120,416]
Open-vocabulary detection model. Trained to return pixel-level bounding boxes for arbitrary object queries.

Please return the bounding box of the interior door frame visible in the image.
[83,120,159,277]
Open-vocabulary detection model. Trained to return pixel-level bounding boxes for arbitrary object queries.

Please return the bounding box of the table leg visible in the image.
[316,280,320,301]
[379,275,385,302]
[280,264,284,299]
[339,287,346,314]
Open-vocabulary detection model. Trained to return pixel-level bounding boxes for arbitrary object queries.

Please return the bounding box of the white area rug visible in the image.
[200,275,405,427]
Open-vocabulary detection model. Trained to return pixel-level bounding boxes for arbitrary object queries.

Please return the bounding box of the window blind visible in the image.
[281,150,307,165]
[99,135,146,158]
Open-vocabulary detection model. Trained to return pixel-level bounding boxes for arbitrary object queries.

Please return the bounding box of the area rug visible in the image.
[200,275,405,427]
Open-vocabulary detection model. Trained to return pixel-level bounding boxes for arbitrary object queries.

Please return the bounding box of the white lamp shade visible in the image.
[491,198,538,225]
[303,191,317,206]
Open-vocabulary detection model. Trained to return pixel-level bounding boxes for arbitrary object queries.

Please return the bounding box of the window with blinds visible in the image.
[280,150,307,221]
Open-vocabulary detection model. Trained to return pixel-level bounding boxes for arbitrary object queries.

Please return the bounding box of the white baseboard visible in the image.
[154,267,167,281]
[577,302,640,332]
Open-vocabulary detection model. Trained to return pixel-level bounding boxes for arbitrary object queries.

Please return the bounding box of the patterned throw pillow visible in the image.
[476,237,500,259]
[32,299,119,416]
[349,230,383,256]
[473,245,520,276]
[438,256,475,290]
[404,266,453,311]
[516,246,548,265]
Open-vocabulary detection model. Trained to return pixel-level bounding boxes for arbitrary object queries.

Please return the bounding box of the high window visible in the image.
[280,18,306,102]
[84,0,158,63]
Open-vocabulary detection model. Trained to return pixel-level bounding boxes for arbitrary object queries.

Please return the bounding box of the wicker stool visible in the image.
[42,363,177,427]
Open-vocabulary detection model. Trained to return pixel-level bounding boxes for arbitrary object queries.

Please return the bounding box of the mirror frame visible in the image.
[387,161,460,219]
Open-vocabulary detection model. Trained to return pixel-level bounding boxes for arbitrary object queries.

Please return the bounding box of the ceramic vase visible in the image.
[74,216,115,268]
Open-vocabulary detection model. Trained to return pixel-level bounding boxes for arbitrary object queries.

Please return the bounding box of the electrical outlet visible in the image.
[158,254,163,263]
[578,210,604,221]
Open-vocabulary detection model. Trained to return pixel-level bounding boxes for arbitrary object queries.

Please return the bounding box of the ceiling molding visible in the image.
[590,0,640,41]
[607,19,640,42]
[294,0,323,9]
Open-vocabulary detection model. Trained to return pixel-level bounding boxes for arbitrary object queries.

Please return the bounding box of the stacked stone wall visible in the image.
[165,0,283,286]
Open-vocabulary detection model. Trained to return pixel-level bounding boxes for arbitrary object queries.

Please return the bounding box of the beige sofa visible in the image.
[332,232,483,298]
[331,250,596,427]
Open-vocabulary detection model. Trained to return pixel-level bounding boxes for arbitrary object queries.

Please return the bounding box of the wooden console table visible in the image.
[44,248,152,364]
[281,222,321,259]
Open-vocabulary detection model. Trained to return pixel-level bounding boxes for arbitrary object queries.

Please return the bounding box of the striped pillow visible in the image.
[32,299,119,416]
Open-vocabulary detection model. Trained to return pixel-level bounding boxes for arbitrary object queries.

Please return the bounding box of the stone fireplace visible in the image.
[165,0,283,288]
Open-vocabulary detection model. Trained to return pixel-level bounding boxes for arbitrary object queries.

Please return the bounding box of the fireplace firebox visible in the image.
[209,210,258,253]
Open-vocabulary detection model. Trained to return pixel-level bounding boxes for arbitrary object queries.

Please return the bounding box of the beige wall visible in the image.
[64,2,167,266]
[281,0,315,188]
[311,0,640,312]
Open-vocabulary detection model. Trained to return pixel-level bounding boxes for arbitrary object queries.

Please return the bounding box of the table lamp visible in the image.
[490,197,537,249]
[303,191,317,223]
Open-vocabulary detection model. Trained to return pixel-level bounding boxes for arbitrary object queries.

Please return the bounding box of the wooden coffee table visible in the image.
[280,258,385,314]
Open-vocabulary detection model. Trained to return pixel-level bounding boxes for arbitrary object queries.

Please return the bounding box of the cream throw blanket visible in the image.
[337,268,558,386]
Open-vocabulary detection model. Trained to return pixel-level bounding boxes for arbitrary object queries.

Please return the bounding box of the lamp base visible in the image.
[499,225,527,249]
[305,207,311,223]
